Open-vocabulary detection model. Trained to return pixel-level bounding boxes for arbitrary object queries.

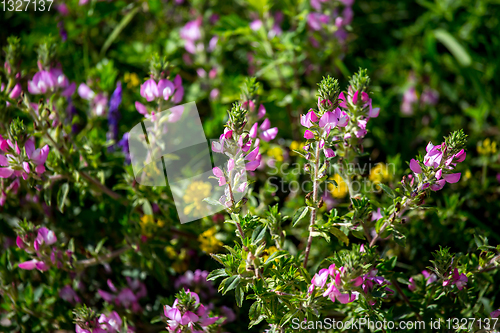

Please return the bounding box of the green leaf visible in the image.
[139,201,152,218]
[292,206,309,227]
[264,250,287,269]
[329,227,349,246]
[44,187,52,206]
[223,275,241,294]
[249,302,265,327]
[95,238,107,254]
[280,309,299,326]
[203,197,224,207]
[235,285,244,307]
[393,229,406,247]
[377,183,395,199]
[207,269,228,281]
[57,183,69,213]
[101,7,140,56]
[251,226,266,244]
[434,29,472,67]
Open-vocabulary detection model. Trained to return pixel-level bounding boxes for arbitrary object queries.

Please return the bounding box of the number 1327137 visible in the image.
[2,0,53,11]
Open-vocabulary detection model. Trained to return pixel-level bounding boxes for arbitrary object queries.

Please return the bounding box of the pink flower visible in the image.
[409,159,422,174]
[77,83,95,100]
[140,79,159,102]
[19,259,49,271]
[430,179,446,191]
[158,79,175,100]
[491,309,500,318]
[212,167,226,186]
[245,160,260,171]
[249,123,258,139]
[9,83,22,99]
[323,148,335,158]
[28,70,56,94]
[135,101,148,116]
[36,227,57,246]
[258,104,266,119]
[443,173,461,183]
[304,130,315,139]
[261,127,278,142]
[337,111,350,127]
[319,110,339,132]
[408,277,416,291]
[300,110,318,128]
[307,13,329,31]
[180,18,202,41]
[59,285,81,304]
[423,142,443,168]
[371,208,383,221]
[250,20,263,31]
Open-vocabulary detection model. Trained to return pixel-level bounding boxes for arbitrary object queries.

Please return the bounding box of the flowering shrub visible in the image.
[1,1,500,333]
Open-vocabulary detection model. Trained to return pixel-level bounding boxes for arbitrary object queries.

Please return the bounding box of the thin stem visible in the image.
[227,181,245,240]
[369,201,409,247]
[76,246,130,269]
[44,132,127,204]
[303,142,321,268]
[391,279,423,322]
[79,171,126,203]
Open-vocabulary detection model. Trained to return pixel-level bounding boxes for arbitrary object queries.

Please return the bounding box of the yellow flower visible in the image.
[262,246,278,263]
[198,227,223,253]
[140,214,165,237]
[165,246,188,273]
[124,72,140,89]
[369,163,391,184]
[289,141,306,155]
[463,169,472,181]
[267,146,284,162]
[328,174,348,199]
[477,138,497,155]
[183,181,212,216]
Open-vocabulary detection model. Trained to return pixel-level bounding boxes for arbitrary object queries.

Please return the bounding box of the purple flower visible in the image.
[491,309,500,318]
[140,79,159,102]
[300,110,318,128]
[28,70,56,94]
[304,130,315,139]
[307,13,329,31]
[77,83,95,100]
[108,81,122,142]
[59,285,81,304]
[409,159,422,174]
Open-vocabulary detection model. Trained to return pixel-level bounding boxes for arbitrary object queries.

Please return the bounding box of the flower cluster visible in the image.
[28,67,75,97]
[75,310,134,333]
[135,75,184,120]
[175,269,216,300]
[98,278,147,311]
[180,18,219,55]
[308,262,392,305]
[0,133,50,181]
[442,268,468,290]
[16,225,62,271]
[308,0,354,43]
[163,289,221,332]
[210,81,278,209]
[406,130,467,195]
[408,269,438,291]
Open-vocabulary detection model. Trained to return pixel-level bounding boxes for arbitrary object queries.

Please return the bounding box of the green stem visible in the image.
[303,142,321,268]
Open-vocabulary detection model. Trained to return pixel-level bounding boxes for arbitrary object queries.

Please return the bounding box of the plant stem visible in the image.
[391,279,423,321]
[76,246,131,269]
[303,142,321,268]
